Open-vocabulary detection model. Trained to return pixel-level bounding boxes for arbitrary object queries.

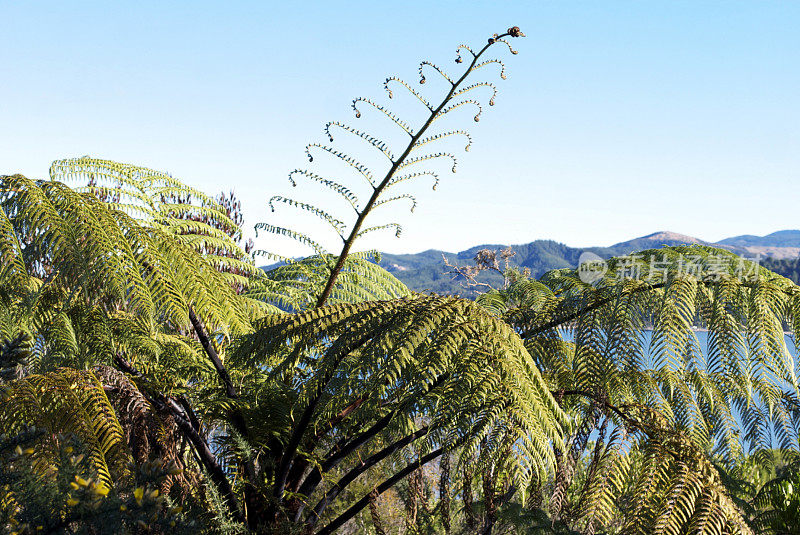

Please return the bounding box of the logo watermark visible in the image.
[577,252,608,284]
[576,251,761,284]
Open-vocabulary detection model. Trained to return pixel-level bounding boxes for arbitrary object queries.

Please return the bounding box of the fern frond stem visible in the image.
[177,396,202,432]
[320,374,446,470]
[314,31,514,308]
[557,389,643,432]
[294,408,394,501]
[189,307,261,499]
[273,331,379,502]
[164,398,245,522]
[188,307,238,399]
[112,355,243,522]
[314,446,445,535]
[311,394,369,444]
[296,373,448,505]
[518,282,668,338]
[285,392,371,489]
[303,426,431,523]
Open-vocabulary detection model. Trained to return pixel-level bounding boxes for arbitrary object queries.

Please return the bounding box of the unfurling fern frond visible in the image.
[258,26,526,308]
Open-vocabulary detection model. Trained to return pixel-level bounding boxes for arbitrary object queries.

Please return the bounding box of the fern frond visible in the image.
[324,121,396,161]
[383,76,433,110]
[0,368,131,488]
[413,130,473,153]
[452,81,498,106]
[357,223,403,239]
[386,171,440,191]
[397,152,458,173]
[254,223,327,256]
[433,99,483,123]
[268,196,347,235]
[304,143,375,185]
[373,194,417,213]
[418,61,455,85]
[287,169,360,210]
[471,58,507,79]
[352,97,414,136]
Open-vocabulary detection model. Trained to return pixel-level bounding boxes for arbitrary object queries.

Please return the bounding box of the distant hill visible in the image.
[380,240,605,295]
[718,230,800,248]
[716,230,800,260]
[261,230,800,297]
[377,230,800,296]
[610,231,711,251]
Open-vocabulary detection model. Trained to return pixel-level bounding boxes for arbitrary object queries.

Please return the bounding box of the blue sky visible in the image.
[2,1,799,256]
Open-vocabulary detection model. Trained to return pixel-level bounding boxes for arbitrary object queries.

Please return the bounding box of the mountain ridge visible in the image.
[375,230,800,295]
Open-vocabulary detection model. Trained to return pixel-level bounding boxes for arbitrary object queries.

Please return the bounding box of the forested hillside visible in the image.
[763,256,800,284]
[377,230,800,296]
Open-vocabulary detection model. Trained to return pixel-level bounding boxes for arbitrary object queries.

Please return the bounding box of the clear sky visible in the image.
[2,1,799,256]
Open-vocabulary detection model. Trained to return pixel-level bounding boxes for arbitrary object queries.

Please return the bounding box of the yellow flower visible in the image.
[70,482,80,490]
[93,484,110,497]
[119,504,127,511]
[74,476,90,488]
[133,486,144,505]
[66,497,79,507]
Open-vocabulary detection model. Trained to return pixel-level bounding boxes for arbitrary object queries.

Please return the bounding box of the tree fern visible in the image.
[467,245,800,533]
[5,21,797,534]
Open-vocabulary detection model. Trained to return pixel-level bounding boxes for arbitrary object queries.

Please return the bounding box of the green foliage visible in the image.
[250,252,410,312]
[763,256,800,286]
[0,432,192,534]
[4,22,800,535]
[0,173,255,333]
[752,468,800,534]
[0,369,130,488]
[235,293,566,481]
[461,245,800,534]
[256,26,523,310]
[50,156,258,288]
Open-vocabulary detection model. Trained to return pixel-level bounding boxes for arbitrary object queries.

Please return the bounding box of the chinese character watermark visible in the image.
[576,251,761,285]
